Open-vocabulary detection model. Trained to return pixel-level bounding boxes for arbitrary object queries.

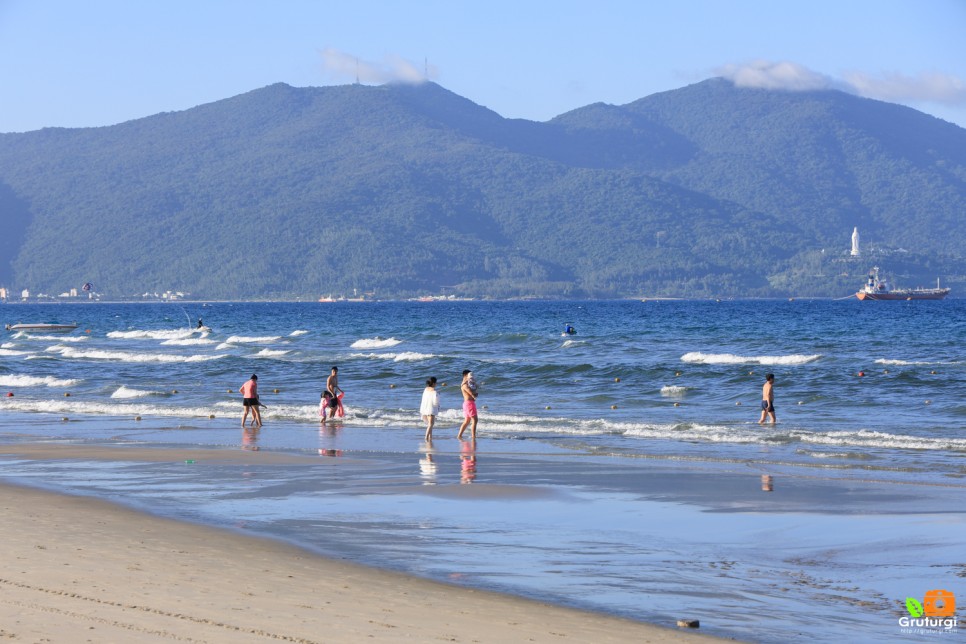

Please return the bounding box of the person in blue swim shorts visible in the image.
[758,373,776,425]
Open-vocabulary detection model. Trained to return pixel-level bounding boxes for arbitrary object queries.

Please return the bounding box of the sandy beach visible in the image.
[0,457,724,643]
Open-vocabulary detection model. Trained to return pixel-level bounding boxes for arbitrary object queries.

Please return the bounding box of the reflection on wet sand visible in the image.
[419,453,438,484]
[242,426,260,451]
[460,440,477,484]
[318,425,343,457]
[419,440,438,484]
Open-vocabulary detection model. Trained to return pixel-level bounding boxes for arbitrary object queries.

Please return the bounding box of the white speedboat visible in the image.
[5,323,79,333]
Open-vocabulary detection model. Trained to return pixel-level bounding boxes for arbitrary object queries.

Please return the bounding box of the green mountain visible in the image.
[1,79,964,299]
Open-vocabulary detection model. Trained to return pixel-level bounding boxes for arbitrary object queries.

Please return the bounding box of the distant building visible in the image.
[21,289,30,300]
[850,227,860,257]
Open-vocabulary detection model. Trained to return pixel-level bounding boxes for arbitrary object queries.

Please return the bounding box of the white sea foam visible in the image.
[351,337,402,349]
[0,374,81,388]
[1,342,14,349]
[107,329,196,340]
[111,386,165,399]
[796,450,873,460]
[289,330,309,336]
[681,352,821,365]
[46,346,223,363]
[0,348,31,356]
[873,358,960,366]
[160,337,217,346]
[0,398,219,418]
[225,335,282,344]
[795,429,966,452]
[350,351,435,362]
[255,348,290,357]
[215,342,233,350]
[25,335,89,342]
[561,339,586,348]
[660,385,690,396]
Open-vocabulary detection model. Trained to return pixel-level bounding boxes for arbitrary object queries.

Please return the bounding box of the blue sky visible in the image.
[1,0,965,133]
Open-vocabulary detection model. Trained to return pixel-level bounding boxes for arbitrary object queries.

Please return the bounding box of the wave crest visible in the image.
[351,337,402,349]
[681,352,821,365]
[111,386,165,399]
[0,374,81,387]
[107,329,196,340]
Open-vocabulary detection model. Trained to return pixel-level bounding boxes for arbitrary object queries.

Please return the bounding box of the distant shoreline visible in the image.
[1,295,871,305]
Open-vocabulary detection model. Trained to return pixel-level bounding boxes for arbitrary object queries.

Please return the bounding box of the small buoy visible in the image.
[185,460,195,464]
[389,384,396,389]
[748,371,754,375]
[614,377,621,383]
[735,401,741,406]
[611,404,618,409]
[930,370,937,375]
[441,382,447,387]
[61,417,68,421]
[171,390,178,394]
[798,401,804,405]
[273,388,279,393]
[761,475,773,492]
[858,371,865,377]
[227,389,233,393]
[925,400,932,405]
[675,371,681,377]
[64,392,71,397]
[134,416,141,421]
[545,405,552,410]
[208,414,215,419]
[673,402,680,407]
[85,329,91,334]
[677,619,700,629]
[5,392,12,397]
[883,369,889,374]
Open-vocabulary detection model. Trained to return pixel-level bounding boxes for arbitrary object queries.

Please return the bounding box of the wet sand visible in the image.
[0,479,723,643]
[2,435,962,642]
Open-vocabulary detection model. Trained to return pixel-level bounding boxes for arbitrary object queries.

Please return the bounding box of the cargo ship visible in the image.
[856,267,950,301]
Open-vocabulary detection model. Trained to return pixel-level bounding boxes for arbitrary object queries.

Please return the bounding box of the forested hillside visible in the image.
[0,79,964,299]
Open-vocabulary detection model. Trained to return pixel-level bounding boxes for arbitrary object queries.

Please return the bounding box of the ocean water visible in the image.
[3,299,964,475]
[1,299,964,642]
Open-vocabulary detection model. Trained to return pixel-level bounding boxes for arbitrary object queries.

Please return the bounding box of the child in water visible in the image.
[319,390,338,422]
[466,370,478,397]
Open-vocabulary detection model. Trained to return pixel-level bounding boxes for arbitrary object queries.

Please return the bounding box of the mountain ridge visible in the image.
[0,79,963,299]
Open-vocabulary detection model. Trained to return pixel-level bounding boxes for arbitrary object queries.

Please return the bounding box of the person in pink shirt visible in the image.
[239,374,262,427]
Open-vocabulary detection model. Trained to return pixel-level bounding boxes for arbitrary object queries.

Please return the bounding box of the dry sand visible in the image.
[0,481,727,643]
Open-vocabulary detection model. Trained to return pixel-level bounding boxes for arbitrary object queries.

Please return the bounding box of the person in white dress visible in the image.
[420,377,440,441]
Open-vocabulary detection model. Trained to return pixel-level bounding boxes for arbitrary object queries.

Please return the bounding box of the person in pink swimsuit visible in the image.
[457,369,478,440]
[239,374,262,428]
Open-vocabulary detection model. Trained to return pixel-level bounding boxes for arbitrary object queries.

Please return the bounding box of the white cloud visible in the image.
[716,60,966,108]
[716,60,836,92]
[320,48,438,84]
[843,70,966,106]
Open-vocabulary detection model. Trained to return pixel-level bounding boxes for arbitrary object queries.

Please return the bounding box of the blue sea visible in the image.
[2,299,964,642]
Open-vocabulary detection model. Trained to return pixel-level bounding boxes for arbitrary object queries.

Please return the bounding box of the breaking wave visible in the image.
[351,337,403,349]
[0,374,81,388]
[681,352,821,365]
[111,386,166,399]
[45,346,224,363]
[107,329,196,340]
